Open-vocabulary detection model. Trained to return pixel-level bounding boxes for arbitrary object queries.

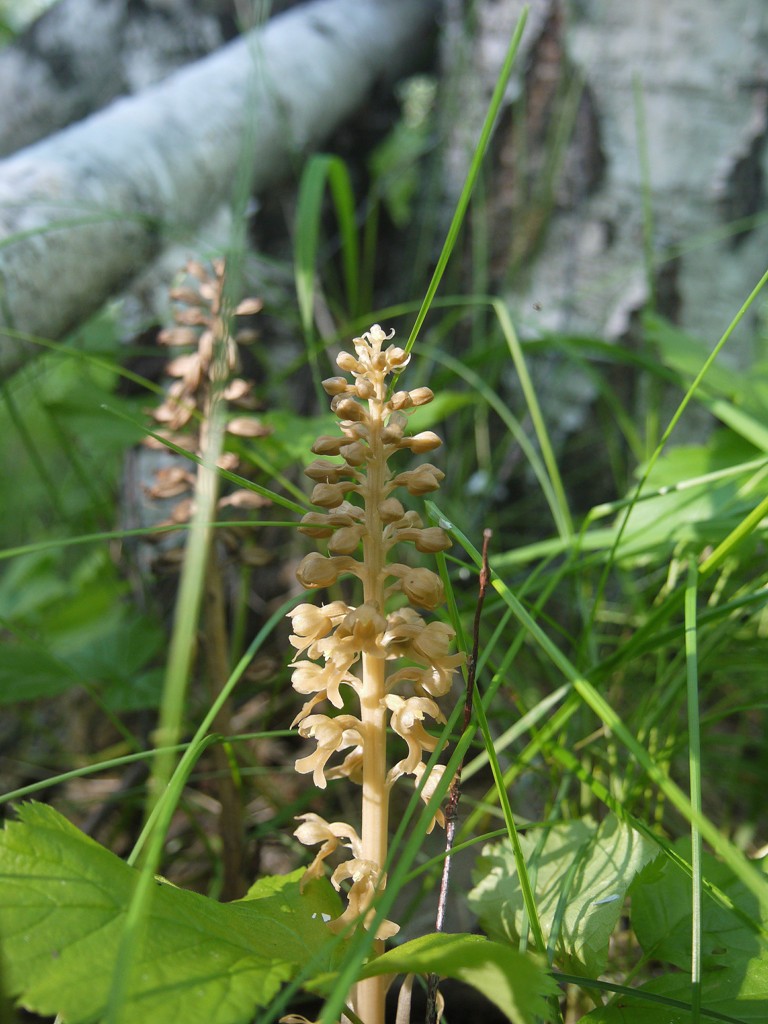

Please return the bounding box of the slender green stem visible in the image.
[473,693,548,956]
[685,559,703,1022]
[399,8,529,362]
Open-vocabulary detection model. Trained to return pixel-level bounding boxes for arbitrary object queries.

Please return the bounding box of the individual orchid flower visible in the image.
[288,601,350,657]
[412,762,450,833]
[384,694,444,781]
[330,859,399,940]
[295,714,363,789]
[293,813,362,884]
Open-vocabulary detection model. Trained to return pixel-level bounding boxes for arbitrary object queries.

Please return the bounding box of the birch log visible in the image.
[0,0,437,376]
[0,0,228,157]
[0,0,309,158]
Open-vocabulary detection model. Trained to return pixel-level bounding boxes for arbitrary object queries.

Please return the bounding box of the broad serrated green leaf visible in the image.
[581,956,768,1023]
[630,838,767,971]
[469,816,656,976]
[360,932,559,1024]
[0,803,343,1024]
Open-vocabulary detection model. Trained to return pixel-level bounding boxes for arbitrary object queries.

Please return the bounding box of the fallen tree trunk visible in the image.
[0,0,236,158]
[0,0,436,376]
[0,0,309,158]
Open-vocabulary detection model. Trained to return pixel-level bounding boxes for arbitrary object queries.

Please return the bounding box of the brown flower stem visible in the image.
[425,528,492,1024]
[355,386,389,1024]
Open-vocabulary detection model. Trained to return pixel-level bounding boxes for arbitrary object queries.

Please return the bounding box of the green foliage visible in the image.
[0,311,144,539]
[647,314,768,451]
[0,644,78,703]
[361,933,560,1024]
[619,429,768,557]
[581,965,768,1024]
[368,76,437,229]
[469,816,657,976]
[470,827,768,1021]
[0,549,164,710]
[407,389,477,432]
[631,840,767,971]
[295,154,360,329]
[0,803,344,1024]
[0,805,559,1024]
[0,310,165,708]
[259,409,337,470]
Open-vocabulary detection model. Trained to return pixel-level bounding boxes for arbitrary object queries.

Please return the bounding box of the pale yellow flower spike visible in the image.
[288,325,464,1024]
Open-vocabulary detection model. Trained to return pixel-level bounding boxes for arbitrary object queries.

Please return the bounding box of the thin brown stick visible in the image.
[425,528,492,1024]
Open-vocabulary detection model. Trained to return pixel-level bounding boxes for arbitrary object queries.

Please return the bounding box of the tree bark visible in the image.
[0,0,307,158]
[442,0,768,391]
[0,0,437,376]
[0,0,226,158]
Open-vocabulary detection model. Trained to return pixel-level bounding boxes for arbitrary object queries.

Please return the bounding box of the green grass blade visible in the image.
[699,492,768,578]
[558,974,750,1023]
[101,400,309,514]
[492,298,573,540]
[105,591,304,1024]
[443,512,768,923]
[0,324,167,398]
[473,692,548,957]
[0,735,291,807]
[103,402,227,1023]
[428,349,564,537]
[685,559,703,1022]
[295,154,360,326]
[0,377,67,520]
[401,7,529,359]
[571,676,768,923]
[0,520,300,562]
[461,683,571,785]
[294,153,361,401]
[147,408,227,807]
[127,592,304,867]
[104,110,260,1013]
[593,262,768,612]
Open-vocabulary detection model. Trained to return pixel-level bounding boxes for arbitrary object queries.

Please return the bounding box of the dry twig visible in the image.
[425,528,492,1024]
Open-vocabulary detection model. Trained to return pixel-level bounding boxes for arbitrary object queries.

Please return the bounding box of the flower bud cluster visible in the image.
[144,259,271,536]
[151,258,264,441]
[289,324,463,941]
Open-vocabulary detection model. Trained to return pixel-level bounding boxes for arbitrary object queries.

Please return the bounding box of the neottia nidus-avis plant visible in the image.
[288,324,464,1024]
